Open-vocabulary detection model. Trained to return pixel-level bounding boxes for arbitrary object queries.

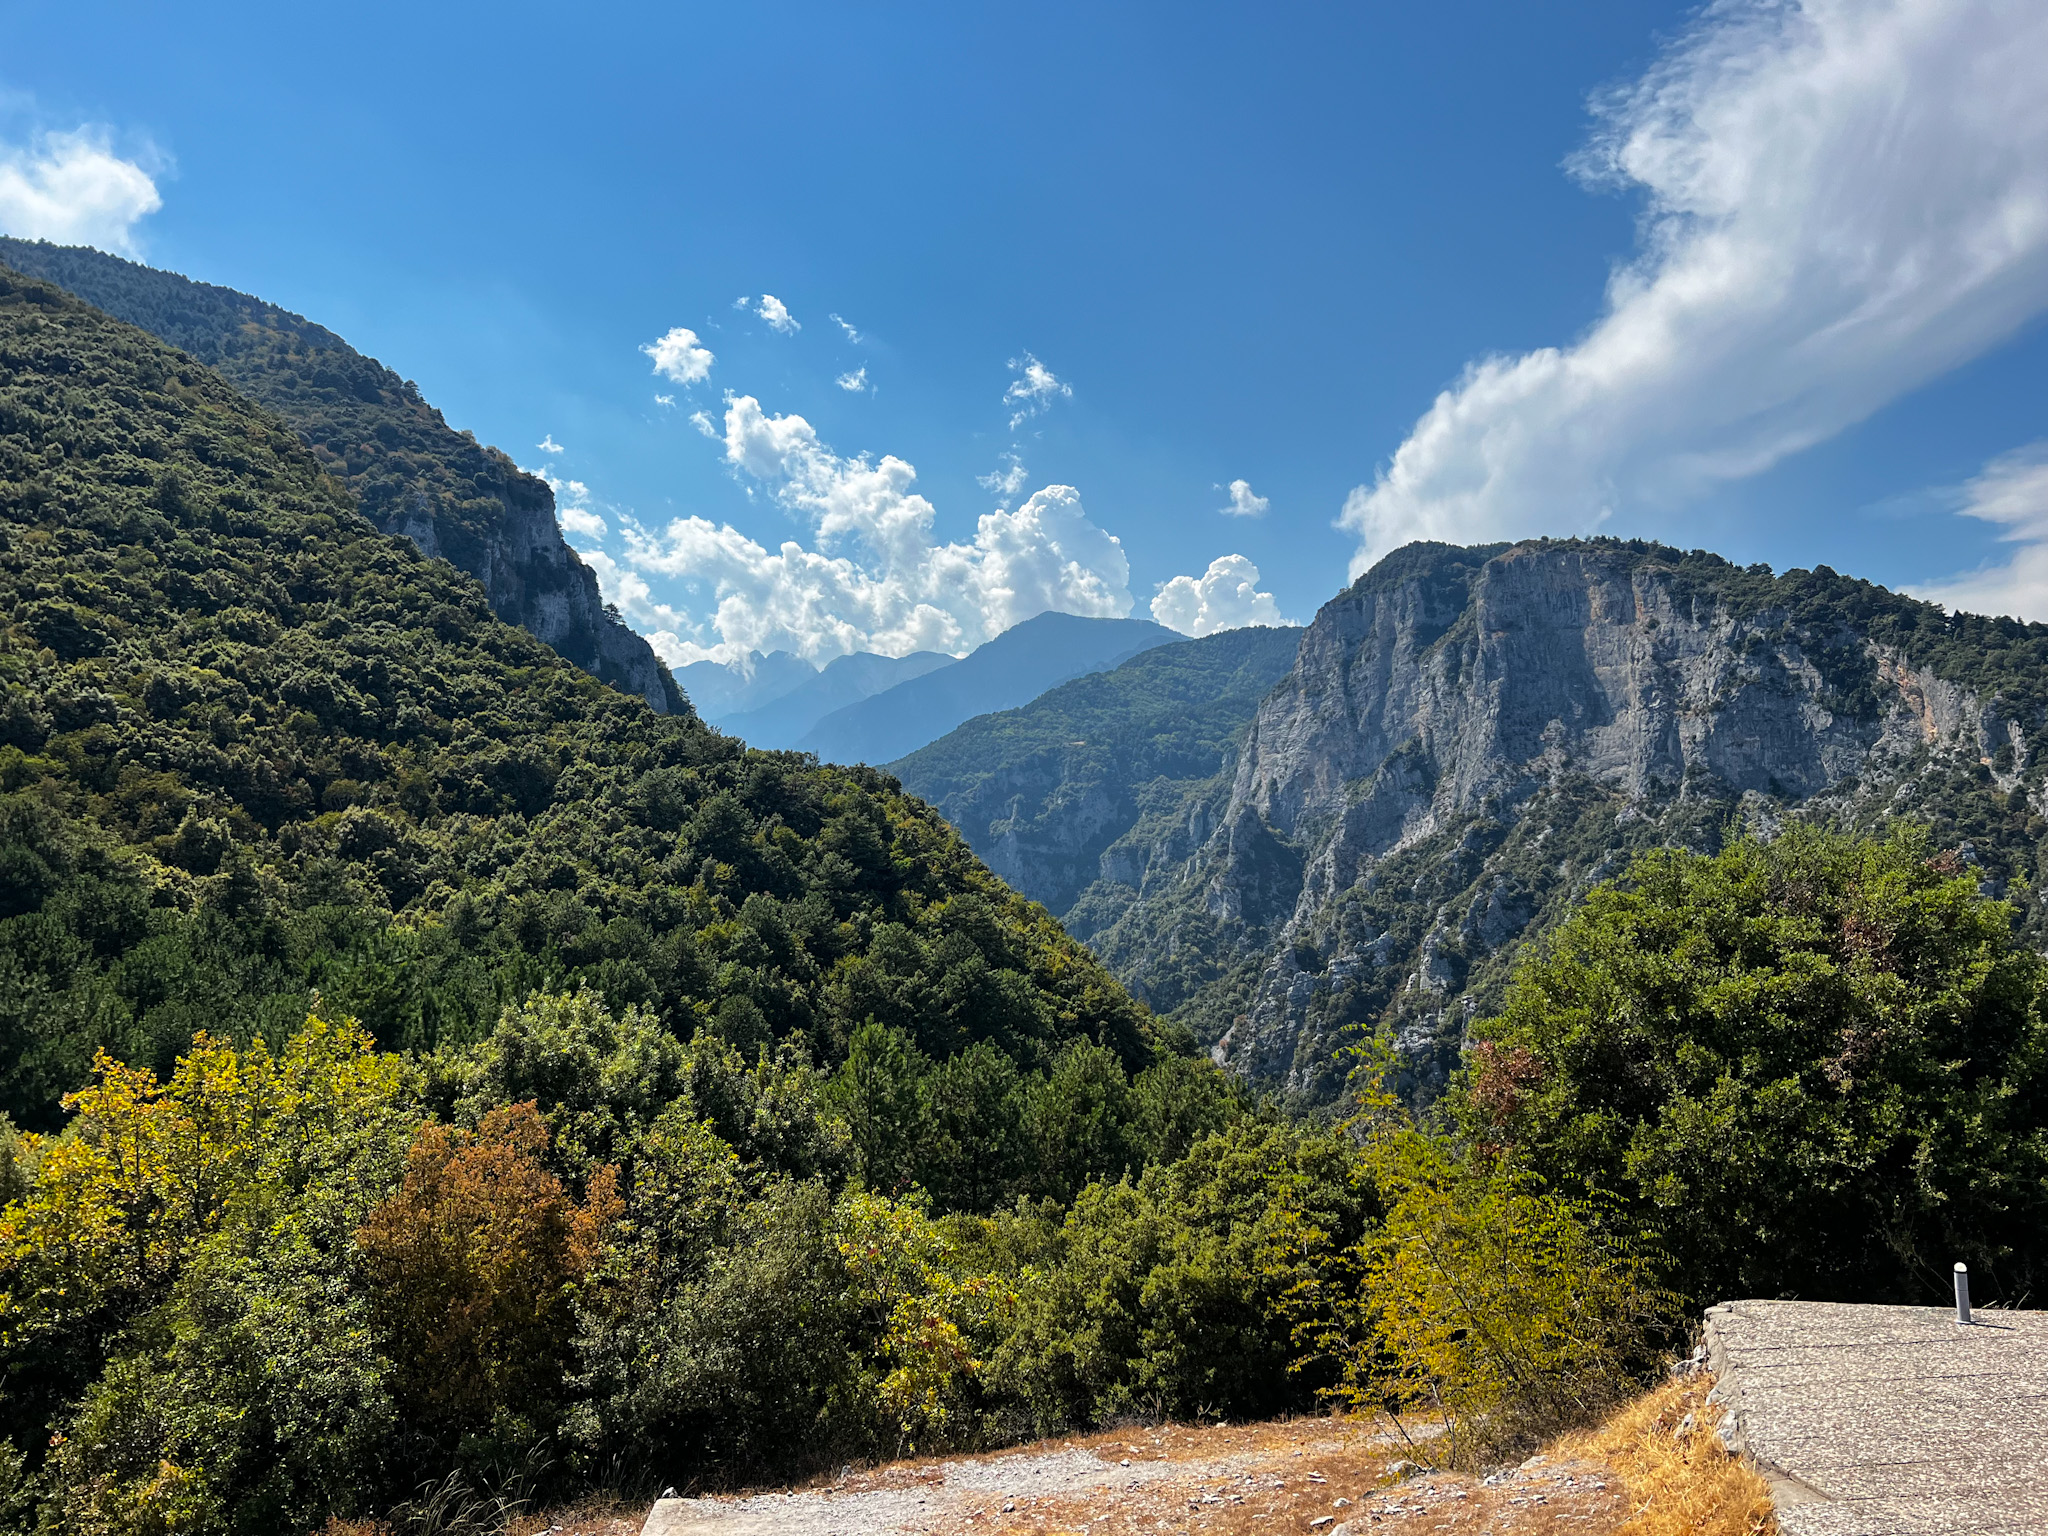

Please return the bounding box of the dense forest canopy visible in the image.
[0,262,1171,1130]
[0,237,678,712]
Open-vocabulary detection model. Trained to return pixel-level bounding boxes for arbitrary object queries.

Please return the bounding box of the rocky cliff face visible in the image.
[0,238,680,714]
[1086,540,2048,1103]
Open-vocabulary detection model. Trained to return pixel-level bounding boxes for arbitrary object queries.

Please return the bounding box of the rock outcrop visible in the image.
[1085,540,2048,1103]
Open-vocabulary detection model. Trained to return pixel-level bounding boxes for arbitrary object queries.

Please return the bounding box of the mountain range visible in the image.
[704,648,956,746]
[797,610,1180,764]
[896,539,2048,1105]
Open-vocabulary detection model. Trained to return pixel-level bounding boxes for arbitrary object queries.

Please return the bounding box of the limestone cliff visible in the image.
[0,238,681,714]
[1086,540,2048,1103]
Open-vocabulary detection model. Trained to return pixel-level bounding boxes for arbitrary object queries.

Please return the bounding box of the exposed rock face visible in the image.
[0,237,681,714]
[1087,540,2045,1104]
[365,452,679,715]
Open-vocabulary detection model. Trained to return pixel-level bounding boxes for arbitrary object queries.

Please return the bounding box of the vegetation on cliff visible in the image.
[0,238,678,711]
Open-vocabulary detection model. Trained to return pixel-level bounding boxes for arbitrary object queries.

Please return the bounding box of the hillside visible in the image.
[891,625,1302,922]
[798,611,1178,764]
[0,237,679,713]
[1088,539,2048,1102]
[0,261,1164,1128]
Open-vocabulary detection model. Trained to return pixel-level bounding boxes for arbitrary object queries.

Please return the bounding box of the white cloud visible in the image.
[1004,352,1072,429]
[979,452,1028,505]
[689,409,717,438]
[1912,443,2048,619]
[1338,0,2048,577]
[1151,555,1285,637]
[642,326,715,385]
[560,505,608,539]
[654,394,675,407]
[836,367,869,392]
[756,294,800,333]
[0,127,161,255]
[609,396,1132,664]
[1219,478,1269,518]
[537,433,564,454]
[831,312,864,343]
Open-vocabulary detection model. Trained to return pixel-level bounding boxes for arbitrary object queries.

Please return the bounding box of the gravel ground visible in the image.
[636,1421,1634,1536]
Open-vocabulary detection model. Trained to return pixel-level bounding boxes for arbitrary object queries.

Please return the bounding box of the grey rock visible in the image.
[1088,539,2044,1103]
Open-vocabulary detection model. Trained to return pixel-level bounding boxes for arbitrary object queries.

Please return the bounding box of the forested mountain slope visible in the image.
[1091,539,2048,1103]
[0,263,1164,1129]
[0,237,678,712]
[892,625,1302,923]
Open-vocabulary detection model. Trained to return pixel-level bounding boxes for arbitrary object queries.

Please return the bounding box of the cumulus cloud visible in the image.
[1151,555,1286,637]
[642,326,714,385]
[830,312,864,343]
[0,127,161,254]
[1004,352,1072,429]
[609,396,1132,664]
[1339,0,2048,577]
[756,294,800,333]
[689,409,717,438]
[531,469,607,540]
[1912,443,2048,620]
[979,452,1028,505]
[836,367,869,392]
[537,433,564,454]
[560,505,608,540]
[1219,478,1269,518]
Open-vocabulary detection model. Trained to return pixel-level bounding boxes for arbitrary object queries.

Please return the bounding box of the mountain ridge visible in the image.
[717,648,957,746]
[1075,538,2048,1102]
[890,625,1304,921]
[0,237,680,713]
[798,611,1180,764]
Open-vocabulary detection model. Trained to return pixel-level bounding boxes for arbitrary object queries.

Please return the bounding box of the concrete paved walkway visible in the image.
[1706,1299,2048,1535]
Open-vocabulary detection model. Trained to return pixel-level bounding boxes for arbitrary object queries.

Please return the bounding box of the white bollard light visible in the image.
[1954,1262,1972,1325]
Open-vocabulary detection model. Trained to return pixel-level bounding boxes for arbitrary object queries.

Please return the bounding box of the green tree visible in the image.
[828,1022,930,1195]
[1466,824,2048,1305]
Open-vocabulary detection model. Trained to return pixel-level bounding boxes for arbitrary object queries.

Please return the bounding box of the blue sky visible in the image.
[5,0,2048,664]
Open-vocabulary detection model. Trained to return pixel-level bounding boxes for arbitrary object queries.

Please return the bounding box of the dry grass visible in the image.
[322,1373,1778,1536]
[1554,1373,1777,1536]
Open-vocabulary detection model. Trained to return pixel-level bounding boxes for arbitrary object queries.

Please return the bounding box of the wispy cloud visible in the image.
[1219,478,1269,518]
[641,326,715,385]
[654,394,675,407]
[0,127,162,254]
[830,312,864,343]
[1004,352,1072,430]
[537,433,564,454]
[1151,555,1284,636]
[1339,0,2048,576]
[1912,443,2048,620]
[604,396,1132,665]
[979,452,1028,505]
[836,367,869,393]
[756,294,800,333]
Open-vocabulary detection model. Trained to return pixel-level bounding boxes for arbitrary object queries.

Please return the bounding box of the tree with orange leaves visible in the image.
[356,1103,619,1435]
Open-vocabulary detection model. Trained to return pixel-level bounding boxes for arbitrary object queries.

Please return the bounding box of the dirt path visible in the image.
[638,1419,1632,1536]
